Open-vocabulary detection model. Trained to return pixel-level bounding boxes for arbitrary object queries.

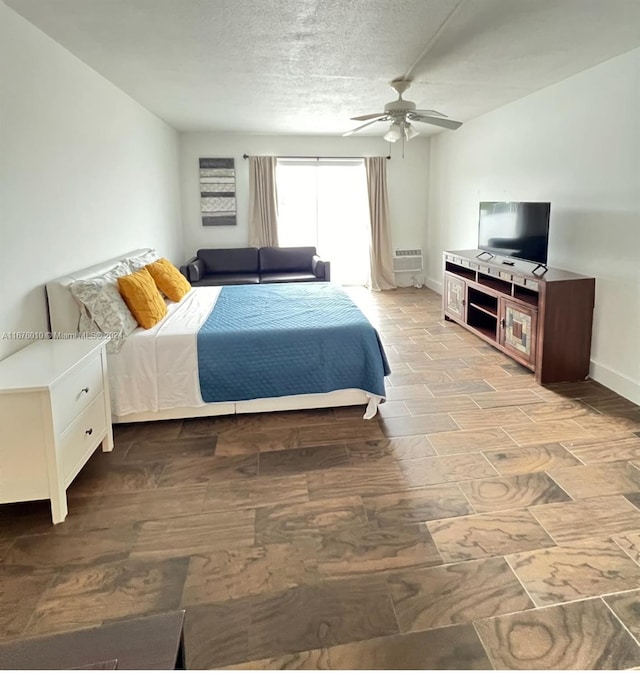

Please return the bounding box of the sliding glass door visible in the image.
[276,159,371,286]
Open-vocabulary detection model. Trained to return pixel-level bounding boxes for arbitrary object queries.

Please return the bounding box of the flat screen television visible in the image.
[478,201,550,265]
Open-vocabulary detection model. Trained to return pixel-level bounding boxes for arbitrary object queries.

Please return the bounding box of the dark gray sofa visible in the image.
[180,246,330,286]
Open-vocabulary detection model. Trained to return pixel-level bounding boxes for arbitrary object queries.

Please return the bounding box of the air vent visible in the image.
[393,249,423,273]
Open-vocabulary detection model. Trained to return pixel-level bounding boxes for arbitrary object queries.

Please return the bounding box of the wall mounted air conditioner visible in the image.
[392,249,423,273]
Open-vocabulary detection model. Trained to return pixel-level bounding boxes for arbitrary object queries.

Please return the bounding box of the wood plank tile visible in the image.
[246,576,399,661]
[469,389,545,409]
[459,472,571,513]
[363,484,473,528]
[399,453,498,488]
[121,435,217,464]
[481,376,543,392]
[574,413,640,435]
[131,510,256,559]
[428,509,554,563]
[447,365,513,381]
[346,436,436,463]
[387,557,532,631]
[381,413,458,437]
[377,401,411,418]
[483,443,581,475]
[184,599,251,669]
[116,419,184,442]
[404,395,478,416]
[519,400,593,422]
[298,421,385,446]
[503,420,593,447]
[475,598,640,670]
[158,454,259,486]
[259,444,350,475]
[0,567,56,638]
[202,474,308,512]
[2,525,137,569]
[54,484,208,532]
[215,428,301,456]
[384,384,434,402]
[316,523,442,576]
[234,408,337,431]
[545,380,620,402]
[612,530,640,564]
[548,461,640,499]
[67,456,164,497]
[530,495,640,544]
[179,415,240,437]
[25,557,189,637]
[255,497,368,545]
[508,538,640,606]
[426,380,495,397]
[429,426,518,455]
[451,407,533,430]
[306,465,406,500]
[605,589,640,641]
[226,623,492,670]
[182,542,319,605]
[387,370,453,386]
[562,435,640,463]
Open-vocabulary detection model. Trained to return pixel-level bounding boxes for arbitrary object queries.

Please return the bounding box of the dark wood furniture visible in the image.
[443,250,595,384]
[0,610,185,670]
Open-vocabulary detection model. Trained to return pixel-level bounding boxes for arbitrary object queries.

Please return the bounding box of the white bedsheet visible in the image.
[107,287,221,416]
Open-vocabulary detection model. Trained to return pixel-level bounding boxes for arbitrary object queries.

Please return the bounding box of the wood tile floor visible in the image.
[2,287,640,669]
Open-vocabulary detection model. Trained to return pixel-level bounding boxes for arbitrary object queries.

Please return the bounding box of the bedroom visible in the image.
[1,0,640,669]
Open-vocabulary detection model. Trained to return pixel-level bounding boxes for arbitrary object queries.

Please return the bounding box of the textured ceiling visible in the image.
[5,0,640,135]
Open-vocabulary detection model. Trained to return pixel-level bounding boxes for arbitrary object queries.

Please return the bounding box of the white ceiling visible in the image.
[5,0,640,136]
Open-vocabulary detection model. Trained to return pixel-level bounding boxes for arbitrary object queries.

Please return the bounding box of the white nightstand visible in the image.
[0,338,113,524]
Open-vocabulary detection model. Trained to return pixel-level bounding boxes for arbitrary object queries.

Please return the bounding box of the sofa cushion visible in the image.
[193,273,260,286]
[260,272,320,284]
[198,248,259,274]
[259,246,316,273]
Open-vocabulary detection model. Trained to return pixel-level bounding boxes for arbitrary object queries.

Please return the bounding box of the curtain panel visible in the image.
[365,157,397,291]
[248,156,279,247]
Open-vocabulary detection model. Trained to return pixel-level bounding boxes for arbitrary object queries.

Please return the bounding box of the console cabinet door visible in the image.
[444,273,466,321]
[499,299,538,366]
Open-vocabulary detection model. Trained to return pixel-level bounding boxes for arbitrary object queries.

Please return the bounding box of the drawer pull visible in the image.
[81,387,90,394]
[85,428,93,436]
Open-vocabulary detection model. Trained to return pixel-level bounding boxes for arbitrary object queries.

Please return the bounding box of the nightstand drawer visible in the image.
[52,354,104,432]
[58,393,107,484]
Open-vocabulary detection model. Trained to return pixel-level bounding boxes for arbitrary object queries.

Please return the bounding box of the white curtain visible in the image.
[365,157,397,291]
[248,156,279,247]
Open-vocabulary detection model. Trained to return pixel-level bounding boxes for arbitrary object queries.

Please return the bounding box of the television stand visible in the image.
[443,250,595,384]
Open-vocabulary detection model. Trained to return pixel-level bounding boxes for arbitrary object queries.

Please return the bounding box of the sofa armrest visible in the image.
[312,255,331,281]
[185,258,205,282]
[179,257,197,280]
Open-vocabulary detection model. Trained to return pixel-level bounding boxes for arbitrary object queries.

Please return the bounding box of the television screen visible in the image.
[478,201,550,265]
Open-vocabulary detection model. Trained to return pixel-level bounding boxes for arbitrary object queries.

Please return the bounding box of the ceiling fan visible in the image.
[344,79,463,142]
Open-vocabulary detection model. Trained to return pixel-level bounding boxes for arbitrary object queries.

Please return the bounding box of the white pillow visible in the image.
[126,249,159,272]
[70,262,138,346]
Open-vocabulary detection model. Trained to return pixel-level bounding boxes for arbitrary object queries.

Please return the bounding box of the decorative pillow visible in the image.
[69,262,139,346]
[145,258,191,302]
[126,249,159,272]
[117,268,167,329]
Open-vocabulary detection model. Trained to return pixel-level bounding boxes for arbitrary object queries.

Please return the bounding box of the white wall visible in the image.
[179,133,430,285]
[427,48,640,403]
[0,3,183,359]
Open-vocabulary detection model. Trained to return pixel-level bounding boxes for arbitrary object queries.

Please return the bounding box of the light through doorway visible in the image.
[275,158,371,286]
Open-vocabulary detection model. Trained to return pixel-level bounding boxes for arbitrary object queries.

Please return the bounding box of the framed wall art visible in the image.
[199,157,236,226]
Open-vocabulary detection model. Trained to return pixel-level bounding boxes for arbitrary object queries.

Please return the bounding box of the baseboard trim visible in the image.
[589,360,640,405]
[425,277,443,294]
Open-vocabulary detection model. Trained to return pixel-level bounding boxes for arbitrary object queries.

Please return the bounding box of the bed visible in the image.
[46,249,390,423]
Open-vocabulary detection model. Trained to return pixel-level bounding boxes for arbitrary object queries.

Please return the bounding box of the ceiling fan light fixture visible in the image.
[404,122,419,140]
[384,122,402,142]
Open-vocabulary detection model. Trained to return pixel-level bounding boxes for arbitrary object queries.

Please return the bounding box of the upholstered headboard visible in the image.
[46,249,154,334]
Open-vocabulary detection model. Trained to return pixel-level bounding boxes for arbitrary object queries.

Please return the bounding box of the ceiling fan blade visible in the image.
[413,109,448,118]
[350,113,386,121]
[411,115,463,130]
[343,118,386,137]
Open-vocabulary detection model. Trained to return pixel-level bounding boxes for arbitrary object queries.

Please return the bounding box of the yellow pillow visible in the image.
[117,268,167,329]
[145,257,191,302]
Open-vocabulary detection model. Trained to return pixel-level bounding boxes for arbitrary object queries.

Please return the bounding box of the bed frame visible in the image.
[45,250,375,423]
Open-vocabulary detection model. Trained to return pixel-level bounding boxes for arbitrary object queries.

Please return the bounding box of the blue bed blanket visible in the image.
[196,283,390,403]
